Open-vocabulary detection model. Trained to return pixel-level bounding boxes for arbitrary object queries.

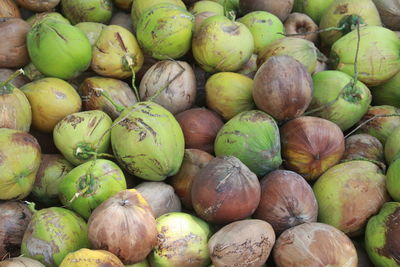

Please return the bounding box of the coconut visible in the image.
[53,110,112,166]
[330,26,400,87]
[15,0,60,12]
[214,110,282,176]
[110,11,134,33]
[257,37,319,73]
[0,201,33,259]
[253,55,313,121]
[59,249,124,267]
[307,70,372,131]
[58,159,127,219]
[136,4,194,60]
[139,60,196,114]
[0,0,21,18]
[292,0,335,24]
[0,257,45,267]
[205,72,255,120]
[373,0,400,30]
[61,0,113,24]
[365,202,400,267]
[149,212,211,267]
[21,207,89,267]
[343,134,384,164]
[238,11,285,53]
[27,19,92,80]
[91,25,143,79]
[20,77,81,133]
[192,15,254,73]
[31,154,74,206]
[0,129,41,200]
[111,102,185,181]
[190,1,224,16]
[239,0,294,21]
[319,0,382,46]
[75,22,105,46]
[313,161,389,236]
[26,11,70,26]
[0,18,30,68]
[284,12,319,43]
[372,71,400,107]
[79,76,137,120]
[208,219,275,267]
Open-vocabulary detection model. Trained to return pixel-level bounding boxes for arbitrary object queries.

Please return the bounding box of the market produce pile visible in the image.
[1,0,400,266]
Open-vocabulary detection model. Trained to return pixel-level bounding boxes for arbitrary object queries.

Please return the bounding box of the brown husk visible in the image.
[0,0,21,18]
[239,0,294,21]
[284,12,318,43]
[15,0,60,12]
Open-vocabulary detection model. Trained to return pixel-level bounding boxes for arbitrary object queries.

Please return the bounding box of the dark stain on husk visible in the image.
[378,207,400,263]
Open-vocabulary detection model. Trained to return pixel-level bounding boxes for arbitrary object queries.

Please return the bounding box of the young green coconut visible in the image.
[61,0,113,25]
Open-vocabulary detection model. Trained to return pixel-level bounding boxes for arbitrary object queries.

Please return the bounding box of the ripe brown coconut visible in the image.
[208,219,276,267]
[273,222,358,267]
[239,0,294,21]
[253,55,313,121]
[0,0,21,18]
[15,0,60,12]
[284,12,318,43]
[280,116,345,181]
[191,156,261,224]
[175,107,224,153]
[0,18,30,68]
[372,0,400,31]
[254,170,318,233]
[0,201,33,259]
[342,133,385,164]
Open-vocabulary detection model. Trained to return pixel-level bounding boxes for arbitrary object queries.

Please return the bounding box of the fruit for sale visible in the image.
[149,212,211,267]
[372,71,400,107]
[21,207,89,267]
[136,4,194,60]
[0,201,33,259]
[88,189,157,265]
[308,70,372,131]
[139,60,196,114]
[0,129,41,200]
[292,0,335,23]
[342,134,384,164]
[0,18,30,68]
[75,22,105,46]
[92,25,144,79]
[31,154,74,206]
[15,0,60,12]
[313,160,389,235]
[59,248,124,267]
[238,11,285,53]
[214,110,282,176]
[192,15,254,73]
[61,0,113,24]
[27,19,92,80]
[20,77,81,133]
[330,26,400,87]
[239,0,294,21]
[253,55,313,121]
[205,72,255,120]
[0,257,45,267]
[365,202,400,267]
[208,219,275,267]
[191,156,261,224]
[0,0,21,18]
[111,102,184,181]
[320,0,382,46]
[373,0,400,30]
[284,12,318,43]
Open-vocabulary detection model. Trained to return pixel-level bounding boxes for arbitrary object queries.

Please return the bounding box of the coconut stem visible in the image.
[0,69,24,93]
[350,20,361,88]
[85,151,115,158]
[92,87,125,113]
[24,201,37,213]
[282,24,346,37]
[344,113,400,139]
[124,54,141,101]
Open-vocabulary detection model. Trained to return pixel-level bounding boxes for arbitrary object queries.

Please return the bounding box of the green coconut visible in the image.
[0,129,41,200]
[214,110,282,176]
[330,26,400,87]
[210,0,239,16]
[319,0,382,46]
[238,11,285,54]
[131,0,186,29]
[385,127,400,164]
[386,158,400,201]
[308,70,372,131]
[75,22,106,46]
[192,15,254,73]
[27,19,92,80]
[357,105,400,144]
[21,207,89,267]
[365,202,400,267]
[205,72,255,120]
[313,160,388,236]
[190,1,224,16]
[372,71,400,107]
[257,37,319,73]
[61,0,113,24]
[292,0,335,24]
[111,101,184,181]
[53,110,113,166]
[0,71,32,132]
[26,12,71,26]
[149,212,211,267]
[136,4,194,60]
[58,159,127,219]
[31,154,74,206]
